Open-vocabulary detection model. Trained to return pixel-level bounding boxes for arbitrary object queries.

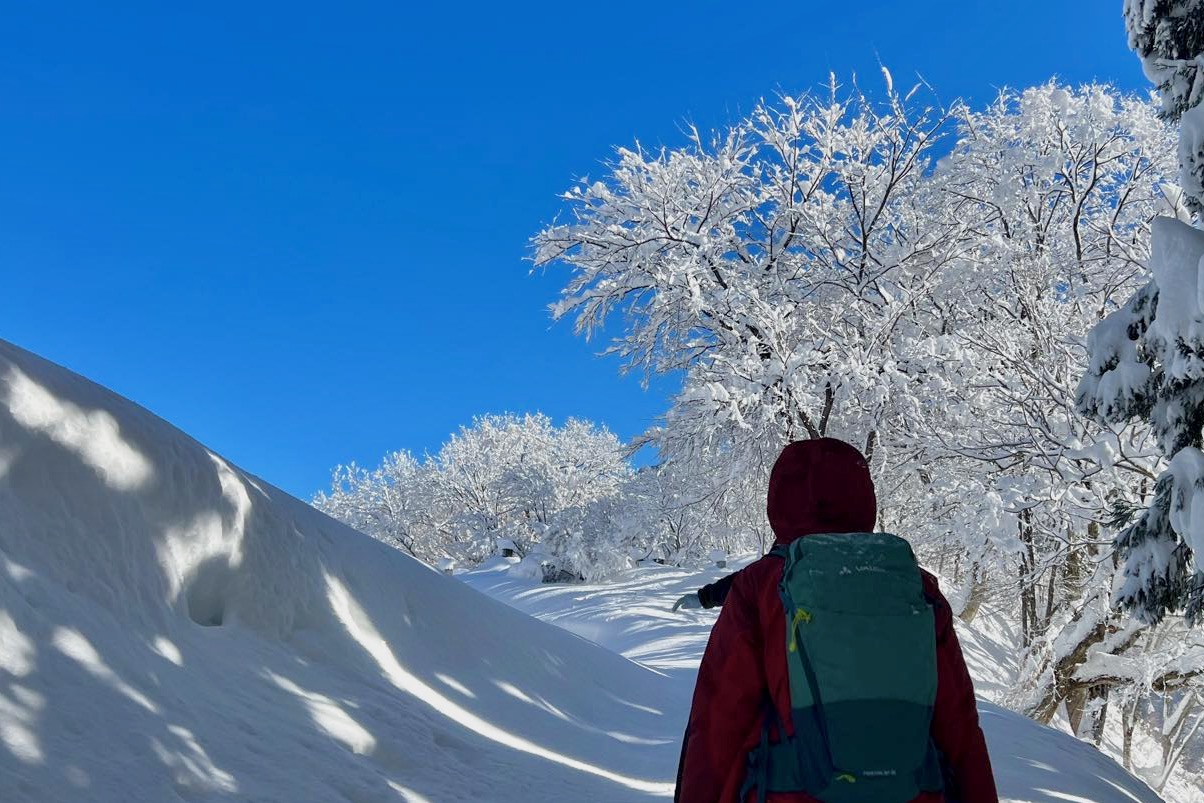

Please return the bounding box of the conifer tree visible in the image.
[1078,1,1204,622]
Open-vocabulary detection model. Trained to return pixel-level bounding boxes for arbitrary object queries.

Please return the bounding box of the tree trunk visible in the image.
[1042,563,1058,634]
[959,563,989,624]
[1089,686,1110,746]
[1159,725,1172,790]
[1020,563,1035,648]
[1122,696,1139,772]
[1065,524,1096,596]
[1028,616,1108,724]
[1122,717,1134,771]
[1066,687,1089,736]
[1019,510,1038,648]
[1067,684,1110,741]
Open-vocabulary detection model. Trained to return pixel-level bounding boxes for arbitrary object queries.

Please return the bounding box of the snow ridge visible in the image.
[0,339,676,802]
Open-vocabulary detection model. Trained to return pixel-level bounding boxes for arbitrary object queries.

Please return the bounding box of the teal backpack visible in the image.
[741,532,944,803]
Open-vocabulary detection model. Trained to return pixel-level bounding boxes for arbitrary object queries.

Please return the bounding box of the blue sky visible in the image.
[1,2,1146,499]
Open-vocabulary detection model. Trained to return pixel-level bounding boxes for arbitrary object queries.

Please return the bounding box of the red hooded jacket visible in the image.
[677,439,997,803]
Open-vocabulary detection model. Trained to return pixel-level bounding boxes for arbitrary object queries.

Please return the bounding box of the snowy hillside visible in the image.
[0,338,1164,802]
[0,340,678,802]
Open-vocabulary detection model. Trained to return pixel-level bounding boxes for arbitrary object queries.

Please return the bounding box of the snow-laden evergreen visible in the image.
[1079,1,1204,626]
[1126,0,1204,210]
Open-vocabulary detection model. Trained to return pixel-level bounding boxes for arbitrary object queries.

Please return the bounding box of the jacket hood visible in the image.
[766,438,877,543]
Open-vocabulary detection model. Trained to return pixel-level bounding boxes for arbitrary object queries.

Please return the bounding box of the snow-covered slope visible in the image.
[0,338,1165,802]
[0,340,679,802]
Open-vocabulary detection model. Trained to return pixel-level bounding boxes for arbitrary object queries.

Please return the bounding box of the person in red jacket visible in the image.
[676,438,997,803]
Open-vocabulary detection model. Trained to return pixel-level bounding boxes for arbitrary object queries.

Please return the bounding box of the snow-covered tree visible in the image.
[430,413,629,576]
[313,451,444,561]
[1126,0,1204,212]
[535,76,974,538]
[536,79,1174,617]
[1022,608,1204,791]
[1079,2,1204,624]
[615,446,773,565]
[317,413,630,580]
[923,83,1172,645]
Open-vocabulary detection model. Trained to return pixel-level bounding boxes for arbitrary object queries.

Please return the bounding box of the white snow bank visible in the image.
[0,340,677,802]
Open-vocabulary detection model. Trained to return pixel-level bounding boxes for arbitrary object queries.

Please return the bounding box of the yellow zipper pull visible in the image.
[787,608,812,652]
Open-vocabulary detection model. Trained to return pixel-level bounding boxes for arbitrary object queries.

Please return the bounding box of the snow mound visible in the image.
[0,340,677,802]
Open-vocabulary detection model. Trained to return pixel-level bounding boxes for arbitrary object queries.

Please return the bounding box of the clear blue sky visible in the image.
[1,2,1145,499]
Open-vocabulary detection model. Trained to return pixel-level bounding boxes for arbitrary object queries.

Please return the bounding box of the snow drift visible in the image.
[0,338,1166,801]
[0,340,678,802]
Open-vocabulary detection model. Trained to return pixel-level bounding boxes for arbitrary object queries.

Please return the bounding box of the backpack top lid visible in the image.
[767,439,876,545]
[778,531,929,615]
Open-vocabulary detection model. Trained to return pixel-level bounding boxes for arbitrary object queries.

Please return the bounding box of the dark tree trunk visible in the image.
[1019,510,1038,648]
[1040,563,1058,635]
[1028,617,1108,724]
[1066,687,1089,736]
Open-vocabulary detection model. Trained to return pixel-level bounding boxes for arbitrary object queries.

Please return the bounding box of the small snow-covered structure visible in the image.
[709,549,728,569]
[437,557,457,575]
[496,537,518,558]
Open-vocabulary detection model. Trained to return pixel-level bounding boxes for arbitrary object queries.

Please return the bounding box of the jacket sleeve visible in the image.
[677,574,764,803]
[927,576,998,803]
[697,572,736,609]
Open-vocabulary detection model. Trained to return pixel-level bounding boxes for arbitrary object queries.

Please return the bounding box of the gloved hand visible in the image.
[672,592,703,612]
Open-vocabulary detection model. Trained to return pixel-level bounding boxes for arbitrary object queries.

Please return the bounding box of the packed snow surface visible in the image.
[0,339,1164,801]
